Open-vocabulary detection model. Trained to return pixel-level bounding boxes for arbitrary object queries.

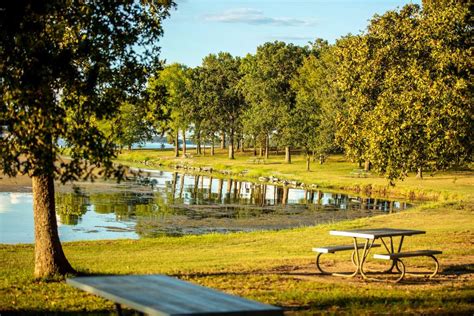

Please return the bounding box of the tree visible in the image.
[239,41,307,162]
[200,53,244,159]
[148,63,189,158]
[97,100,156,150]
[0,0,174,277]
[291,40,342,169]
[335,3,472,180]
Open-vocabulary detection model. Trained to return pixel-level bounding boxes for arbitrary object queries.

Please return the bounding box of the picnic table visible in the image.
[314,228,441,282]
[67,274,283,316]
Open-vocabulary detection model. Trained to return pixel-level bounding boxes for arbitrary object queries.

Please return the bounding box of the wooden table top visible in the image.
[330,228,426,239]
[67,274,283,316]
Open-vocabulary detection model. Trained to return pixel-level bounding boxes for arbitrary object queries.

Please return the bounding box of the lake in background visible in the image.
[0,170,410,244]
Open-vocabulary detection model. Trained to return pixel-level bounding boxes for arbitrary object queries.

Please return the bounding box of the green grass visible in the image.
[117,149,474,201]
[1,201,473,314]
[1,149,473,314]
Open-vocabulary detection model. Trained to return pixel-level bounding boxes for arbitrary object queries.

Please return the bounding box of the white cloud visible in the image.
[204,8,317,27]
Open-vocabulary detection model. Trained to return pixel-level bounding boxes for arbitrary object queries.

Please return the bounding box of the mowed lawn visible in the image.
[1,201,473,314]
[1,150,473,314]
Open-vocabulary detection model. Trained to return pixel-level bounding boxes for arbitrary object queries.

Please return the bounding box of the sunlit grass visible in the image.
[1,201,473,314]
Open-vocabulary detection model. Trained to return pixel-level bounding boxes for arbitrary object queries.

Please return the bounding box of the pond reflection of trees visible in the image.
[55,172,409,235]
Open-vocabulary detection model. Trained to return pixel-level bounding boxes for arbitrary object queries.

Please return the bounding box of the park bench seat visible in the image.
[373,249,442,260]
[313,244,380,254]
[373,250,442,282]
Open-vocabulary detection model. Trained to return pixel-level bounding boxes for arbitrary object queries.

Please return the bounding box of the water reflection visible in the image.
[53,171,409,239]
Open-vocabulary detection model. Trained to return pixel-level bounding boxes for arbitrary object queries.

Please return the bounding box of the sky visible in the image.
[159,0,422,67]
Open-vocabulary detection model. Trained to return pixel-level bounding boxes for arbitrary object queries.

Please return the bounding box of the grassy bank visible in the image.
[116,149,473,201]
[1,201,473,314]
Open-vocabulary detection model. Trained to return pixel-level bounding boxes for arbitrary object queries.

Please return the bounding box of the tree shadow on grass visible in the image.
[441,263,474,276]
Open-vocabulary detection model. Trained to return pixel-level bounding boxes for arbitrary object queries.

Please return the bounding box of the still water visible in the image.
[0,170,410,244]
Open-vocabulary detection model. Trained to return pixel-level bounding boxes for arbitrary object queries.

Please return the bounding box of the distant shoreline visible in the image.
[0,173,32,192]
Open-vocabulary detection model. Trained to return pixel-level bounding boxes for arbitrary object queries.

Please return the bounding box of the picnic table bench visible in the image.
[313,228,442,282]
[248,157,265,164]
[67,274,283,316]
[349,169,370,178]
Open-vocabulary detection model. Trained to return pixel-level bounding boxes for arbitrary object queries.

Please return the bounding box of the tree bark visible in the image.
[285,146,291,164]
[211,139,215,156]
[364,159,371,172]
[264,134,269,159]
[228,130,235,159]
[196,131,201,155]
[174,131,179,158]
[416,167,423,179]
[306,155,311,171]
[33,174,75,278]
[182,129,187,158]
[220,132,226,149]
[253,136,257,156]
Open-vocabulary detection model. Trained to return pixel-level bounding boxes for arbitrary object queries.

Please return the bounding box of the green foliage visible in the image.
[148,63,190,136]
[334,3,472,180]
[0,0,175,182]
[239,41,308,148]
[291,40,342,162]
[199,52,244,156]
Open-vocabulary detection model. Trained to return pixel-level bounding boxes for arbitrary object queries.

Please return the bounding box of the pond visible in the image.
[0,170,411,244]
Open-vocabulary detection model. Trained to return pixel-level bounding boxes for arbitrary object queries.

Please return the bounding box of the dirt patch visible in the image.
[264,256,474,286]
[0,174,32,192]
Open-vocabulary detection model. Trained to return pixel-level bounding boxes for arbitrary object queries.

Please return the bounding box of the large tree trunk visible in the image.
[220,132,226,149]
[32,174,75,278]
[306,155,311,171]
[228,130,235,159]
[174,131,179,158]
[182,129,187,158]
[211,139,215,156]
[285,146,291,164]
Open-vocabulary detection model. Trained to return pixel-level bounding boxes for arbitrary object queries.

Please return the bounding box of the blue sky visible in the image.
[159,0,421,67]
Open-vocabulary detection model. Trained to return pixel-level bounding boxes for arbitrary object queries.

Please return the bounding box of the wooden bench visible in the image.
[67,274,283,316]
[373,250,442,282]
[313,244,380,275]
